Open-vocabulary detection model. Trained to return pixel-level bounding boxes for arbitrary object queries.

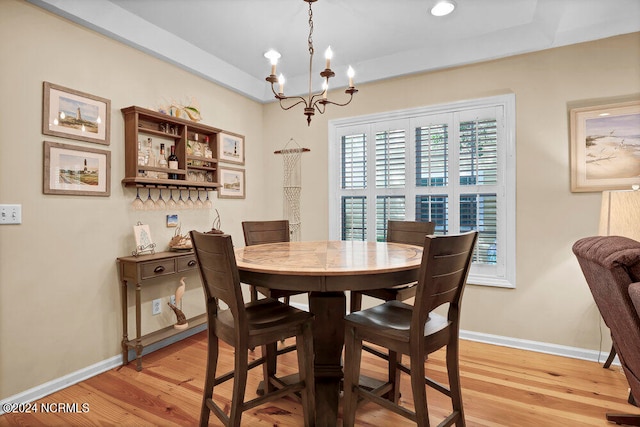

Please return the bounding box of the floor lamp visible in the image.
[598,185,640,369]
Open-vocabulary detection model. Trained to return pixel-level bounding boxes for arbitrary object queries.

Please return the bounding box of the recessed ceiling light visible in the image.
[430,1,456,17]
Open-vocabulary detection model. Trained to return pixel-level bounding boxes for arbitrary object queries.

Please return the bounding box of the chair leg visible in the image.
[296,322,316,427]
[410,350,429,427]
[261,343,278,394]
[606,413,640,426]
[200,332,218,427]
[386,350,402,403]
[350,291,363,313]
[446,341,465,426]
[343,325,363,427]
[603,345,616,369]
[229,347,249,427]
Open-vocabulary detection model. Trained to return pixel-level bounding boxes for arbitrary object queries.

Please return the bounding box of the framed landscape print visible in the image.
[43,141,111,196]
[570,99,640,192]
[218,166,245,199]
[42,82,111,145]
[218,132,245,165]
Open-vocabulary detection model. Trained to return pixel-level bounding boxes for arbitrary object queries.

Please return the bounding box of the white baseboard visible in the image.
[459,330,619,366]
[0,323,207,415]
[0,354,121,415]
[0,312,617,415]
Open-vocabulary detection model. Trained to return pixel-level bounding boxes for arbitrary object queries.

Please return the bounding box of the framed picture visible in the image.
[166,214,178,227]
[43,141,111,196]
[133,222,156,256]
[570,99,640,192]
[42,82,111,145]
[218,132,245,165]
[218,166,245,199]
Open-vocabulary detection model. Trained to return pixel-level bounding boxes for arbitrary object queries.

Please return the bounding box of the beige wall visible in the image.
[263,34,640,347]
[1,0,639,400]
[0,1,266,399]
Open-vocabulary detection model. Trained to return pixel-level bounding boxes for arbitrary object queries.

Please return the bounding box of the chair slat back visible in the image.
[190,231,246,325]
[413,231,478,327]
[242,220,290,246]
[387,220,435,247]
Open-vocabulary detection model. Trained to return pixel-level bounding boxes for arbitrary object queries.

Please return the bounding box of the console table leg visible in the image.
[135,282,143,371]
[121,279,129,366]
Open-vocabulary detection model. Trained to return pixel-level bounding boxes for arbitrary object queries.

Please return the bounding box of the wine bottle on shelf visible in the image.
[146,137,157,178]
[137,140,146,177]
[168,145,179,179]
[193,133,201,166]
[158,143,168,179]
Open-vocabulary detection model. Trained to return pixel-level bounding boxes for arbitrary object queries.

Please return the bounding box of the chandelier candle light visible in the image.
[265,0,357,126]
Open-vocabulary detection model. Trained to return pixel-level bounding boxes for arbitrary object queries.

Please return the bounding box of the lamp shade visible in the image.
[599,189,640,242]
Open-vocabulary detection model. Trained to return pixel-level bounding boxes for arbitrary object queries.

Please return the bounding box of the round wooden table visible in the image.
[235,240,423,427]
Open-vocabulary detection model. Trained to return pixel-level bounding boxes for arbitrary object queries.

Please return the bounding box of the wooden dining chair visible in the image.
[350,220,436,402]
[342,231,478,427]
[350,220,436,313]
[242,220,308,304]
[190,231,316,427]
[242,220,308,365]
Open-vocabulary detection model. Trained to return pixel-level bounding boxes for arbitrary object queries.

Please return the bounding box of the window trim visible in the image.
[328,94,516,288]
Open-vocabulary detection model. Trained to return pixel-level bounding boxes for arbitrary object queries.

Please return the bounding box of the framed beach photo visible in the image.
[570,99,640,192]
[43,141,111,196]
[218,132,245,165]
[42,82,111,145]
[218,166,245,199]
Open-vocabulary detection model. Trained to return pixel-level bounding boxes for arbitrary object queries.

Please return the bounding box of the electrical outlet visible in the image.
[0,204,21,225]
[152,299,162,315]
[170,295,176,305]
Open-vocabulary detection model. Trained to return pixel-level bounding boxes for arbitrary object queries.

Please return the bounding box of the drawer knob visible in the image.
[187,260,197,267]
[154,265,165,273]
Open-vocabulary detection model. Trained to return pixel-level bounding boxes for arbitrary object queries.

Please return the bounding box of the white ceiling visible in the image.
[28,0,640,102]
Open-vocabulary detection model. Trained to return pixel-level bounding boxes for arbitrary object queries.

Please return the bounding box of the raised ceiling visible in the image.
[28,0,640,102]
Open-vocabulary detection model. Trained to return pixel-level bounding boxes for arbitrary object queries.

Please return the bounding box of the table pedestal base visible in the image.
[309,291,345,427]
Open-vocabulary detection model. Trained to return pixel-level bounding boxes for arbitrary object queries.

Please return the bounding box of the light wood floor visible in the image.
[1,331,638,426]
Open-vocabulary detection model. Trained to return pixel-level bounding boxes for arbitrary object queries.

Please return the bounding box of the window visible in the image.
[329,94,516,288]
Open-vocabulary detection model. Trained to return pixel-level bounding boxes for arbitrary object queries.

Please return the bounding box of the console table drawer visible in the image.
[177,255,198,272]
[140,259,176,279]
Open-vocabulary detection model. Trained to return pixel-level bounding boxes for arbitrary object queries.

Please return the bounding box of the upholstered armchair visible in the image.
[573,236,640,425]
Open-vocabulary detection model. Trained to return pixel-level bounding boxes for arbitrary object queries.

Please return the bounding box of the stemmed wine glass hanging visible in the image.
[130,187,214,210]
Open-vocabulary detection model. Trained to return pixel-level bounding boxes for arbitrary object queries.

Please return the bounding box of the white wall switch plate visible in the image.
[0,204,21,224]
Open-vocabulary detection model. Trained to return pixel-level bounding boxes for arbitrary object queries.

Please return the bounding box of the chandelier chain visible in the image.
[307,1,314,56]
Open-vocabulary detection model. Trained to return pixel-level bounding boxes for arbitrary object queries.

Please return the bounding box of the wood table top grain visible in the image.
[234,240,423,276]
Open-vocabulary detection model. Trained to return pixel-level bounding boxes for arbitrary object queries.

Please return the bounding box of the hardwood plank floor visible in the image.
[1,331,638,426]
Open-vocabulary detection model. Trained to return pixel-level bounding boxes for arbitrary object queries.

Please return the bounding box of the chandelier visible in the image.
[265,0,358,126]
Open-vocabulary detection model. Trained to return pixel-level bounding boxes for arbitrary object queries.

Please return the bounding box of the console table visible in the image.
[117,251,206,371]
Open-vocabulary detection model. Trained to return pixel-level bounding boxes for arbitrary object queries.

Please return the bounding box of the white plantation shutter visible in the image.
[416,124,448,187]
[330,94,516,288]
[415,194,449,234]
[459,118,498,186]
[341,133,366,190]
[376,195,406,241]
[376,129,405,188]
[341,196,366,240]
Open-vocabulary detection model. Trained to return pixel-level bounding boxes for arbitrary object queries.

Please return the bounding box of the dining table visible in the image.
[234,240,423,426]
